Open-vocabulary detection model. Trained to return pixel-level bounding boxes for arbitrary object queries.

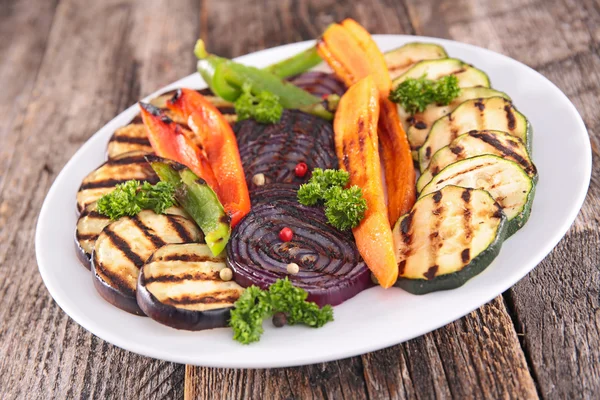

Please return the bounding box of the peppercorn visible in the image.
[286,262,300,275]
[220,268,233,281]
[279,227,293,242]
[272,312,287,328]
[294,162,308,178]
[252,173,266,186]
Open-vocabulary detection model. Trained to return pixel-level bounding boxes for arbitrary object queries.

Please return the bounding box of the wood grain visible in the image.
[1,0,598,399]
[0,0,199,398]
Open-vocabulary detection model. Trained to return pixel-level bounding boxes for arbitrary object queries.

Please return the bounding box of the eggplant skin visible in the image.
[92,253,145,316]
[136,268,232,331]
[74,234,92,270]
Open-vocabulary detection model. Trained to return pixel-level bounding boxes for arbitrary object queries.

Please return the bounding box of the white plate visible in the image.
[36,35,591,368]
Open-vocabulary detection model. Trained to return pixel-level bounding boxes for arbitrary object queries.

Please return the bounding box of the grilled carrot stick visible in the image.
[334,76,398,288]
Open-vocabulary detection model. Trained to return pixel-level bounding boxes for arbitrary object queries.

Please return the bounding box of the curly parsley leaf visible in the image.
[235,83,283,124]
[96,180,176,220]
[229,278,334,344]
[389,74,461,115]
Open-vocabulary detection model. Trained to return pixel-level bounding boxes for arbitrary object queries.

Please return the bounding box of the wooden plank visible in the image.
[185,1,537,399]
[0,0,199,398]
[404,0,600,397]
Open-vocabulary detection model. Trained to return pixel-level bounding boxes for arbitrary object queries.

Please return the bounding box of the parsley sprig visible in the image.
[234,83,283,124]
[96,180,176,220]
[230,278,334,344]
[297,168,367,230]
[389,75,461,115]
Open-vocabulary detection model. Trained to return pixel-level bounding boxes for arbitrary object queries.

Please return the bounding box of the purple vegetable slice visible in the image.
[137,243,244,330]
[235,110,338,189]
[288,71,346,98]
[249,182,299,205]
[227,190,371,306]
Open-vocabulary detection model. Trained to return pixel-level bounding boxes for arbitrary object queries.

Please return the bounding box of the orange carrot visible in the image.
[334,76,398,288]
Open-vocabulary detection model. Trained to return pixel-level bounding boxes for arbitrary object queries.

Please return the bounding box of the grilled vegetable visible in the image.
[420,155,536,236]
[92,210,202,315]
[393,58,490,89]
[137,243,244,330]
[389,75,461,115]
[418,97,531,172]
[287,71,346,98]
[167,88,251,227]
[76,203,188,269]
[149,157,231,256]
[393,186,507,294]
[262,46,323,78]
[334,76,398,288]
[235,110,338,190]
[384,42,448,79]
[227,184,371,307]
[195,40,333,120]
[417,130,536,192]
[76,151,158,213]
[107,124,154,159]
[139,102,221,192]
[398,87,510,157]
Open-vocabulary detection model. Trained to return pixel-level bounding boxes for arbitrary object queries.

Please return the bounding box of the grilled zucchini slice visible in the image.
[417,130,537,192]
[420,155,535,236]
[398,87,510,158]
[137,243,244,330]
[92,210,202,315]
[392,58,490,89]
[418,97,531,172]
[106,124,154,159]
[384,42,448,79]
[393,186,507,294]
[76,151,158,213]
[75,204,189,269]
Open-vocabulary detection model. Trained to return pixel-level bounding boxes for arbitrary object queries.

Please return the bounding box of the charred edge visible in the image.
[144,271,221,284]
[76,233,98,241]
[493,205,504,219]
[504,105,516,130]
[462,188,473,240]
[131,215,166,248]
[162,290,241,306]
[219,214,231,224]
[398,260,407,276]
[474,99,485,111]
[470,131,532,173]
[144,155,187,171]
[159,253,221,263]
[415,121,427,130]
[139,102,164,117]
[103,227,146,268]
[170,89,183,104]
[167,217,194,243]
[461,248,471,263]
[424,265,439,280]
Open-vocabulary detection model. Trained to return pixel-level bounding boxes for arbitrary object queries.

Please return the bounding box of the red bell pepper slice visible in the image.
[167,88,251,227]
[139,102,220,192]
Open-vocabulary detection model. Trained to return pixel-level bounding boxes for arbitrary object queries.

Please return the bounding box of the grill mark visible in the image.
[106,155,147,165]
[158,253,221,263]
[76,233,98,241]
[461,248,471,263]
[430,203,445,268]
[144,271,221,284]
[425,146,431,158]
[493,206,504,219]
[162,290,241,306]
[94,255,136,297]
[415,121,427,130]
[435,163,494,185]
[462,188,473,242]
[450,145,463,155]
[432,191,443,203]
[469,131,533,174]
[474,99,485,111]
[424,265,439,280]
[111,135,151,145]
[103,227,145,267]
[80,178,130,190]
[131,215,166,248]
[398,260,406,276]
[400,210,415,244]
[167,217,194,243]
[504,105,516,130]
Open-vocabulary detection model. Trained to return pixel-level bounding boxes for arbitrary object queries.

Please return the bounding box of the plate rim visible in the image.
[35,34,592,368]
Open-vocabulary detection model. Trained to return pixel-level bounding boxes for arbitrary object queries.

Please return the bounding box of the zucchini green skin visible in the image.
[505,178,536,237]
[395,213,507,294]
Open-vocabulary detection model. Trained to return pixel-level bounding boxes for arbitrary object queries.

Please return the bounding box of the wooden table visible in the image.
[1,0,598,398]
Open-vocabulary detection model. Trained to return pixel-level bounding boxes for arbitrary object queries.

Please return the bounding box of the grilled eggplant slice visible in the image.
[419,155,536,236]
[392,58,491,89]
[418,97,531,172]
[137,243,244,330]
[384,42,448,79]
[75,203,189,269]
[76,151,158,213]
[92,210,202,315]
[398,87,510,158]
[417,130,536,192]
[393,186,508,294]
[106,124,154,159]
